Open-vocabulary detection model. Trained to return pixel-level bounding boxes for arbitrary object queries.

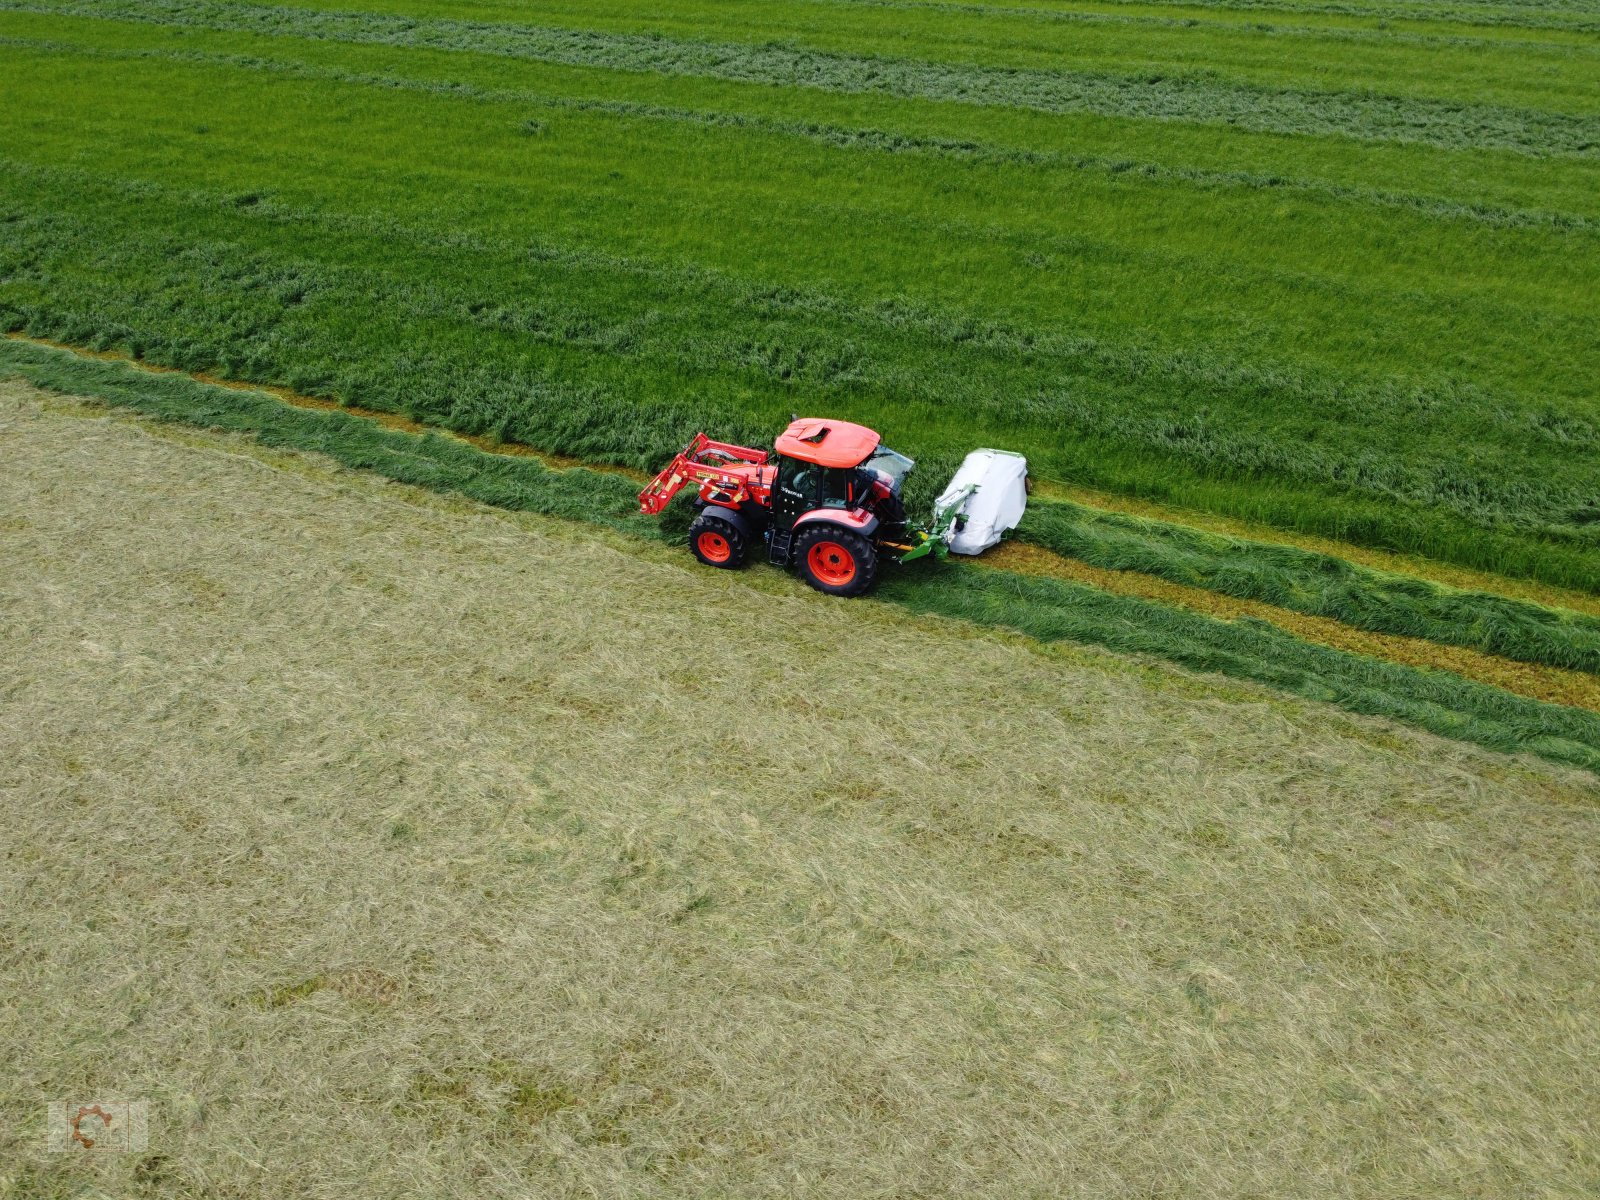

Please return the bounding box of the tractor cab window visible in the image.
[819,468,853,508]
[778,457,821,504]
[777,457,852,510]
[863,446,915,489]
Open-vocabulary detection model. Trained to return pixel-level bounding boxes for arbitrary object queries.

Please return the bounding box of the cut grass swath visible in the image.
[1018,500,1600,674]
[2,33,1590,234]
[16,0,1599,155]
[11,6,1600,224]
[986,542,1600,712]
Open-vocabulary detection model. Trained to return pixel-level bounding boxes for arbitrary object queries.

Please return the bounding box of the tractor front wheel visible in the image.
[688,512,748,569]
[795,525,878,598]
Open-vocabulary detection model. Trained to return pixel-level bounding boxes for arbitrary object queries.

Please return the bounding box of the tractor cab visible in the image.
[759,418,914,592]
[772,418,912,512]
[773,419,911,532]
[771,418,880,526]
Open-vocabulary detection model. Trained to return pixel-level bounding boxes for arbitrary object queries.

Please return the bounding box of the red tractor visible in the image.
[638,417,928,597]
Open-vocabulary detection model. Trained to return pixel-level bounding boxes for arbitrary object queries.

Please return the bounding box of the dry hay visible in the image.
[2,382,1597,1198]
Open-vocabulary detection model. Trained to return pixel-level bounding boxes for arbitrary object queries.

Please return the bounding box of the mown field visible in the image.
[1,0,1598,587]
[4,383,1598,1198]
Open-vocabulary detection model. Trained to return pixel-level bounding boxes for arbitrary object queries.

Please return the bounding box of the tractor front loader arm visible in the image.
[638,433,770,515]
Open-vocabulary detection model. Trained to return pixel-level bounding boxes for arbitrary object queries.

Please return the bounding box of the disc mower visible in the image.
[638,417,1028,596]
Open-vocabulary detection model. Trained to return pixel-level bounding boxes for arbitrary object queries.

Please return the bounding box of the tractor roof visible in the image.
[775,418,881,469]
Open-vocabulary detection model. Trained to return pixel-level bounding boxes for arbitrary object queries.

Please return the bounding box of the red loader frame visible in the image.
[636,433,773,515]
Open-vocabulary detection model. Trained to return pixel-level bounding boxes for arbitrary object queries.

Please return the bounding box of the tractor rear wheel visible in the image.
[688,512,747,569]
[795,525,878,597]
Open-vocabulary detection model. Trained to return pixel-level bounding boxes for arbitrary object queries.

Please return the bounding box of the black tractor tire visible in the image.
[688,512,748,569]
[794,524,879,598]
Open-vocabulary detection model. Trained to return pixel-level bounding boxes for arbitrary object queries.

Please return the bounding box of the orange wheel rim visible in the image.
[807,540,856,585]
[699,531,732,563]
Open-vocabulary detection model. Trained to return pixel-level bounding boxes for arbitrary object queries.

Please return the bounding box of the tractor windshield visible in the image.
[864,446,915,488]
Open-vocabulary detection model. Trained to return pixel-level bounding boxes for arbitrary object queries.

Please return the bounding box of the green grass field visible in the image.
[1,0,1598,586]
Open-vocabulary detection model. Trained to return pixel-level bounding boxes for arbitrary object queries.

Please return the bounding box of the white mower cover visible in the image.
[935,449,1029,555]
